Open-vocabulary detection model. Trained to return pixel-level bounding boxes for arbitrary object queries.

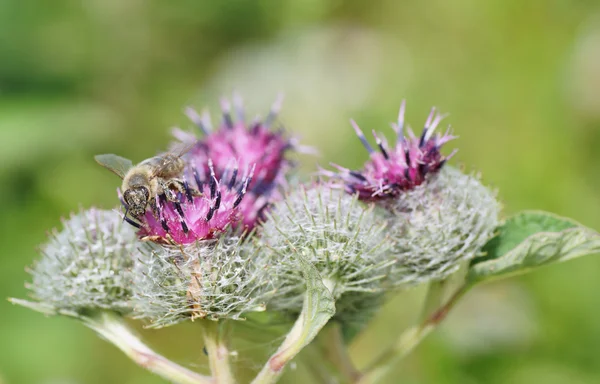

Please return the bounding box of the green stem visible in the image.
[418,279,448,323]
[250,308,315,384]
[356,283,472,384]
[201,320,235,384]
[320,323,360,383]
[8,300,213,383]
[84,311,213,384]
[251,282,335,383]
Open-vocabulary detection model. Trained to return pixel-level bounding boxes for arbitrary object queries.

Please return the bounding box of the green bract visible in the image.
[26,208,137,314]
[131,235,273,327]
[386,166,500,287]
[259,185,392,314]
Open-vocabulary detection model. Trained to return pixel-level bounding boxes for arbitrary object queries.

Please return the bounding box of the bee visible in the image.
[95,145,196,220]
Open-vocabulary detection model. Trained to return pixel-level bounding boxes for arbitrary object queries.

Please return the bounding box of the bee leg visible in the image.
[157,179,174,200]
[120,203,143,229]
[164,187,179,203]
[140,233,177,245]
[157,182,189,235]
[149,198,159,218]
[163,179,189,201]
[140,235,169,244]
[174,179,202,200]
[123,215,142,229]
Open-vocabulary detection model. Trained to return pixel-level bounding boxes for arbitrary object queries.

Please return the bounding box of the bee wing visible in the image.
[151,142,196,177]
[94,154,134,179]
[170,141,196,158]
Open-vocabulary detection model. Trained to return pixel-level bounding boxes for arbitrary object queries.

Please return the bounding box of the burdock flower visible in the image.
[19,208,137,314]
[387,166,500,286]
[132,234,273,327]
[132,162,254,245]
[259,184,393,313]
[325,101,457,201]
[173,94,302,229]
[324,102,500,287]
[12,208,214,384]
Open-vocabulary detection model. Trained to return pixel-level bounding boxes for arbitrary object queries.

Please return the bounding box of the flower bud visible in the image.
[259,185,393,313]
[387,166,500,286]
[131,235,273,327]
[26,208,137,314]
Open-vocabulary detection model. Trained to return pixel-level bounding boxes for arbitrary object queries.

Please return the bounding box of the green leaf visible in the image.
[251,257,335,383]
[289,256,337,352]
[468,211,600,284]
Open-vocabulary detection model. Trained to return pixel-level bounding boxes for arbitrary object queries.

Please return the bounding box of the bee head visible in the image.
[123,187,150,217]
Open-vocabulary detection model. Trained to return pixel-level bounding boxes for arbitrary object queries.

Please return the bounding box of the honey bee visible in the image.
[95,145,196,220]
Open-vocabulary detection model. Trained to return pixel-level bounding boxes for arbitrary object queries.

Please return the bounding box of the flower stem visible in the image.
[250,308,317,384]
[251,273,335,384]
[418,279,448,323]
[83,311,213,384]
[320,322,360,383]
[201,320,235,384]
[356,283,472,384]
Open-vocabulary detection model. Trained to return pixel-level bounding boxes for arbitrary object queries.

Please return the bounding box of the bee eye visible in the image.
[123,190,134,204]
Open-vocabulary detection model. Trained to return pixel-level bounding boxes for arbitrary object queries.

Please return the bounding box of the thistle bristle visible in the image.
[386,166,500,286]
[132,235,274,326]
[325,103,456,201]
[351,119,374,154]
[25,209,138,314]
[259,185,392,314]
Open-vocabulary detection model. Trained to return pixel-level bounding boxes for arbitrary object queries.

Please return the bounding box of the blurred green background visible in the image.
[2,1,600,383]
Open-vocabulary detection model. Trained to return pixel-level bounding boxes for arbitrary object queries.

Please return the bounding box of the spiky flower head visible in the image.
[24,208,137,314]
[259,184,392,313]
[174,94,299,230]
[131,235,273,327]
[325,101,456,201]
[387,166,500,286]
[129,162,254,245]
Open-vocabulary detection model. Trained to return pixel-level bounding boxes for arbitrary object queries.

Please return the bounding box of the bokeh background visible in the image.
[2,1,600,383]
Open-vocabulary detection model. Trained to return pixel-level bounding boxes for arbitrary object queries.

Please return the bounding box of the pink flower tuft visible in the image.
[173,94,299,229]
[180,94,292,191]
[127,164,254,244]
[324,101,457,201]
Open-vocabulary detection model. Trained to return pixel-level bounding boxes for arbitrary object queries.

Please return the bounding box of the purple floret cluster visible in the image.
[323,101,456,201]
[137,162,254,244]
[118,96,455,246]
[127,95,295,244]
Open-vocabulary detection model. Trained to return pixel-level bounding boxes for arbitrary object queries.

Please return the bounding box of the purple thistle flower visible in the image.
[173,94,299,229]
[325,101,457,201]
[126,163,254,244]
[179,94,292,192]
